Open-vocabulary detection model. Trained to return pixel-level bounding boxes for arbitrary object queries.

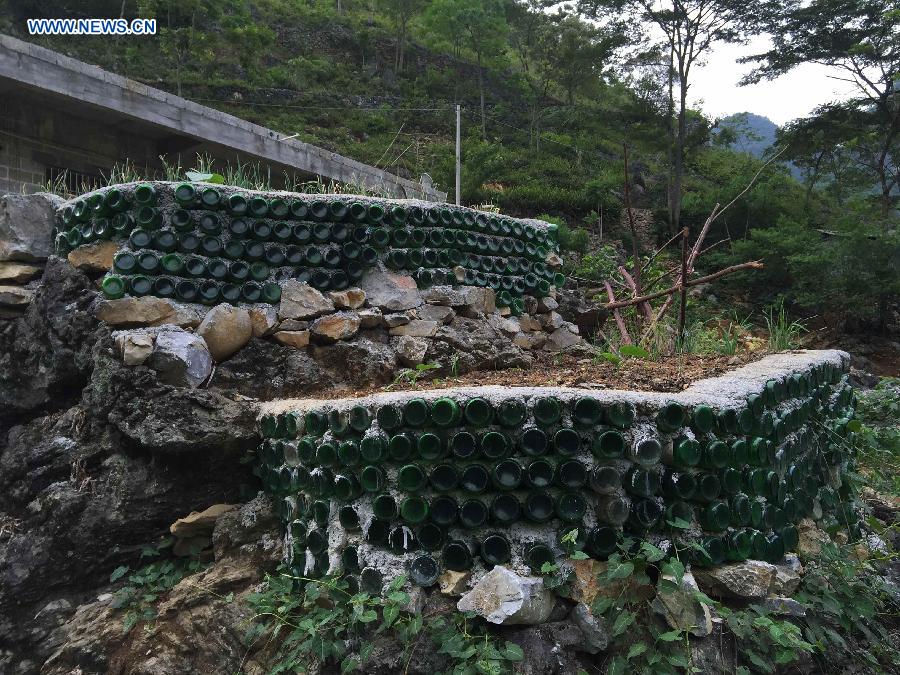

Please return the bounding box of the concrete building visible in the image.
[0,34,446,201]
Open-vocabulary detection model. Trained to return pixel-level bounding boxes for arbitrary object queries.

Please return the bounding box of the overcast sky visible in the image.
[689,36,857,126]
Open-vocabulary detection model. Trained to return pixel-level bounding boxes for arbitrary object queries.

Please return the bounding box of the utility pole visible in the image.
[455,104,461,206]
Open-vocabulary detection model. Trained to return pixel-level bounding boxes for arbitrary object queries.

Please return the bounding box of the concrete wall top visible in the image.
[259,350,850,417]
[0,34,447,202]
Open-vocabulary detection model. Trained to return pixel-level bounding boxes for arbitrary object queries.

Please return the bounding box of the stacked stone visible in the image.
[0,193,64,316]
[53,182,565,314]
[253,351,858,593]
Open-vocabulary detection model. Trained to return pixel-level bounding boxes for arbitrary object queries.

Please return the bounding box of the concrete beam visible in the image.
[0,34,447,202]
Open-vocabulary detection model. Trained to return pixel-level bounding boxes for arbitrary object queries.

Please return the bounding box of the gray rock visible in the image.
[310,311,361,343]
[513,332,547,350]
[539,311,565,331]
[518,314,542,332]
[421,285,466,307]
[459,287,496,315]
[328,287,366,309]
[277,280,335,319]
[536,296,559,313]
[651,571,713,637]
[0,193,63,261]
[197,304,252,361]
[146,329,213,388]
[544,326,583,351]
[771,554,804,596]
[384,312,410,328]
[272,330,310,349]
[503,622,587,674]
[763,597,807,617]
[457,565,555,625]
[312,337,398,387]
[0,285,34,307]
[416,304,455,324]
[392,335,429,367]
[358,307,383,328]
[694,560,776,600]
[248,304,278,337]
[430,316,530,373]
[389,319,438,337]
[359,268,422,311]
[113,331,154,366]
[277,319,309,331]
[570,602,610,653]
[0,261,42,284]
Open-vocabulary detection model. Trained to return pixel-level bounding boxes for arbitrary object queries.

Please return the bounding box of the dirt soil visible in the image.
[308,350,768,399]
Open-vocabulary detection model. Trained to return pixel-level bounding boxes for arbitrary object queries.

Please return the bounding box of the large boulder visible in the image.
[95,297,202,328]
[0,192,63,262]
[146,329,213,388]
[651,571,713,637]
[457,565,555,625]
[197,304,252,361]
[359,269,422,311]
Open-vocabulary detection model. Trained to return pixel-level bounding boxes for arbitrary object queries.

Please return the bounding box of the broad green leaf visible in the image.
[627,642,647,660]
[502,642,524,661]
[619,345,650,359]
[110,565,130,582]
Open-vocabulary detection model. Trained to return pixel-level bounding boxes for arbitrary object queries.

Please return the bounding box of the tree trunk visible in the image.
[672,66,688,236]
[665,45,676,235]
[477,52,486,140]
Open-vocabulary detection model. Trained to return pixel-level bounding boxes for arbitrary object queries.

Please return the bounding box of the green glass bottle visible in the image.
[625,467,660,497]
[572,397,603,427]
[133,183,156,206]
[606,401,636,428]
[417,432,444,461]
[701,501,731,532]
[588,465,621,494]
[631,436,662,467]
[491,459,523,490]
[376,404,403,432]
[556,492,587,523]
[460,464,490,493]
[397,463,428,492]
[459,499,489,529]
[656,402,686,433]
[662,469,696,500]
[520,427,549,456]
[128,275,152,297]
[403,398,430,427]
[429,463,459,492]
[464,397,493,426]
[481,431,509,460]
[372,493,398,521]
[442,540,474,572]
[431,397,461,427]
[695,472,722,502]
[400,496,429,524]
[553,428,580,456]
[360,465,386,493]
[490,494,522,526]
[430,495,459,527]
[628,498,663,530]
[556,459,587,489]
[481,534,512,566]
[524,543,555,572]
[524,492,555,523]
[101,275,126,299]
[533,396,562,426]
[451,431,478,459]
[592,430,625,458]
[526,459,555,489]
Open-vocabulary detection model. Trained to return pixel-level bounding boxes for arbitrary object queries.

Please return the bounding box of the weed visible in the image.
[850,378,900,496]
[108,538,208,633]
[764,299,807,351]
[386,363,441,390]
[245,569,524,673]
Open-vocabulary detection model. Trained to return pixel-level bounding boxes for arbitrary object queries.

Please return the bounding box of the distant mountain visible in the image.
[715,112,779,157]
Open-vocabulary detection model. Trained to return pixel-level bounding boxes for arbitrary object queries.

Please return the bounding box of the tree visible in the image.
[384,0,424,72]
[422,0,508,139]
[584,0,765,235]
[742,0,900,218]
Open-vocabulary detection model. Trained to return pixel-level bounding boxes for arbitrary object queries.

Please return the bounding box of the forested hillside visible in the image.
[1,0,898,339]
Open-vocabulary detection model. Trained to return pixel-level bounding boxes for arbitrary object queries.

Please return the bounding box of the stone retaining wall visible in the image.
[254,350,858,602]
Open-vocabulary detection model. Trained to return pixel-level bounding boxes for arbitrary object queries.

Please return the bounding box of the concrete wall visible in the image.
[0,34,448,201]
